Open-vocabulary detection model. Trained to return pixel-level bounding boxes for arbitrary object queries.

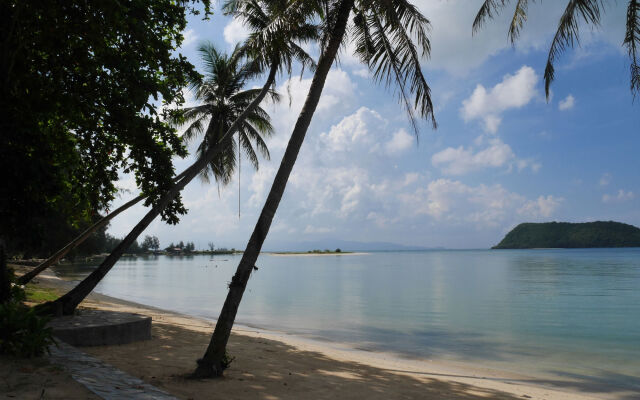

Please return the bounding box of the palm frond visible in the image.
[625,0,640,97]
[355,1,437,133]
[242,123,271,161]
[544,0,604,98]
[473,0,511,34]
[509,0,531,43]
[239,131,261,170]
[181,115,209,144]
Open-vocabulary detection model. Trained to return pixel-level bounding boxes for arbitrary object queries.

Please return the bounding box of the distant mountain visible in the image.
[264,239,439,252]
[493,221,640,249]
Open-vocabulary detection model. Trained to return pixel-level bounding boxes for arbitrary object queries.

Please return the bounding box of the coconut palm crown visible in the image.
[171,43,278,186]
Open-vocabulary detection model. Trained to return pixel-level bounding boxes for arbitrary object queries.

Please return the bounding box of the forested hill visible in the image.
[493,221,640,249]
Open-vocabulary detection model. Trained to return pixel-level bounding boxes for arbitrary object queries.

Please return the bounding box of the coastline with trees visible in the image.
[2,0,639,399]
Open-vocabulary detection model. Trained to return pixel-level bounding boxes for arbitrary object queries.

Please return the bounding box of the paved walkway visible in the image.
[49,341,178,400]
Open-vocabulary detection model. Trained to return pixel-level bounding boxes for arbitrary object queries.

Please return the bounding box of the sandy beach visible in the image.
[4,265,633,400]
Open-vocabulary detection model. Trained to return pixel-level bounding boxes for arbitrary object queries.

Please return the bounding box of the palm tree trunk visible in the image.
[192,0,354,378]
[35,64,279,316]
[17,168,193,285]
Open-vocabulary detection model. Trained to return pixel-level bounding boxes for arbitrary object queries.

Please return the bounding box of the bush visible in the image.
[0,301,55,357]
[0,270,55,358]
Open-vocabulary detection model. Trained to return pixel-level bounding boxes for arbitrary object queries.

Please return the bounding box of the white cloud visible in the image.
[223,18,250,45]
[403,172,419,186]
[431,138,538,175]
[261,69,357,152]
[400,179,561,226]
[599,173,612,187]
[320,107,385,152]
[352,68,370,78]
[602,190,635,204]
[384,129,414,154]
[558,94,575,110]
[317,106,414,157]
[461,66,538,133]
[181,29,199,47]
[518,195,564,218]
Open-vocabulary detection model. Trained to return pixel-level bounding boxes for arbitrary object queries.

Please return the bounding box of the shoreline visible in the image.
[17,267,633,399]
[266,252,369,257]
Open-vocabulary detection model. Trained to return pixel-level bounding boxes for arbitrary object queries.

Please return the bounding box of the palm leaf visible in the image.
[544,0,604,98]
[625,0,640,96]
[473,0,511,34]
[509,0,531,43]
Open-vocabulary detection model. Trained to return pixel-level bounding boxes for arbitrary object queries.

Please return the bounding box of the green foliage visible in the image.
[493,221,640,249]
[0,302,55,358]
[0,270,54,358]
[141,235,161,252]
[221,351,236,370]
[0,1,213,255]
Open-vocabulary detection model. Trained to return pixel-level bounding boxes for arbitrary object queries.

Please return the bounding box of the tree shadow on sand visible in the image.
[79,318,618,400]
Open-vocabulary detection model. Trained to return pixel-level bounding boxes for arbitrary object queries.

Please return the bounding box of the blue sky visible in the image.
[109,1,639,250]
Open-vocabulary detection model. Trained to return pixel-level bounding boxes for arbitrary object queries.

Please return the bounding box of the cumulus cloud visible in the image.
[317,107,414,156]
[518,195,564,218]
[461,66,538,133]
[265,69,356,150]
[431,138,538,175]
[558,94,575,110]
[384,129,414,154]
[399,179,561,226]
[602,190,635,203]
[223,18,250,45]
[181,29,199,47]
[320,107,385,152]
[599,173,612,187]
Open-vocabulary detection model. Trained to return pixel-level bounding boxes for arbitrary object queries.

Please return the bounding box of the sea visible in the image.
[53,248,640,392]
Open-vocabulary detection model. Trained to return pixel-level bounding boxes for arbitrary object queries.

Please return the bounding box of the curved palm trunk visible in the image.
[193,0,354,378]
[17,169,192,285]
[36,65,278,316]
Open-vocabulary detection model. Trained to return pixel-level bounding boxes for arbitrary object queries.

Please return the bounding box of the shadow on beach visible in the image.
[84,320,527,400]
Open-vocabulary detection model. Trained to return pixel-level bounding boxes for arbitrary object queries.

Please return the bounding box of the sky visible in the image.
[109,0,640,250]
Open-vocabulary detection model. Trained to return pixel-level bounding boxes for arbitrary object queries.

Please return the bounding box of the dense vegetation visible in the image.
[493,221,640,249]
[0,0,210,257]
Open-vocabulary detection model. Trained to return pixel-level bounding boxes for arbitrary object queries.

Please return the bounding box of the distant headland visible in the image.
[493,221,640,249]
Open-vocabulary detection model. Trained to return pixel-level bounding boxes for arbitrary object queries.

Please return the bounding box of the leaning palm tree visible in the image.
[36,1,317,316]
[472,0,640,98]
[171,43,276,190]
[19,44,273,286]
[193,0,436,378]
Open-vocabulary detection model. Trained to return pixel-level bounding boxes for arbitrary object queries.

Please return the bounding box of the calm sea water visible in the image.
[54,249,640,391]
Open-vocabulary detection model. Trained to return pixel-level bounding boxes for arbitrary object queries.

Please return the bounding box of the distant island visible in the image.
[493,221,640,249]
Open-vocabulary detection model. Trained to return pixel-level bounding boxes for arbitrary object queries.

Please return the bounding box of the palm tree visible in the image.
[171,43,276,189]
[193,0,436,378]
[19,47,270,286]
[35,1,317,317]
[472,0,640,98]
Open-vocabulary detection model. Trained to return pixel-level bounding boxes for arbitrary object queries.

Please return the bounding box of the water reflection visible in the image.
[53,249,640,387]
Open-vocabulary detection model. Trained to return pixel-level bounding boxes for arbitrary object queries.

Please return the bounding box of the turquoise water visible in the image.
[54,249,640,391]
